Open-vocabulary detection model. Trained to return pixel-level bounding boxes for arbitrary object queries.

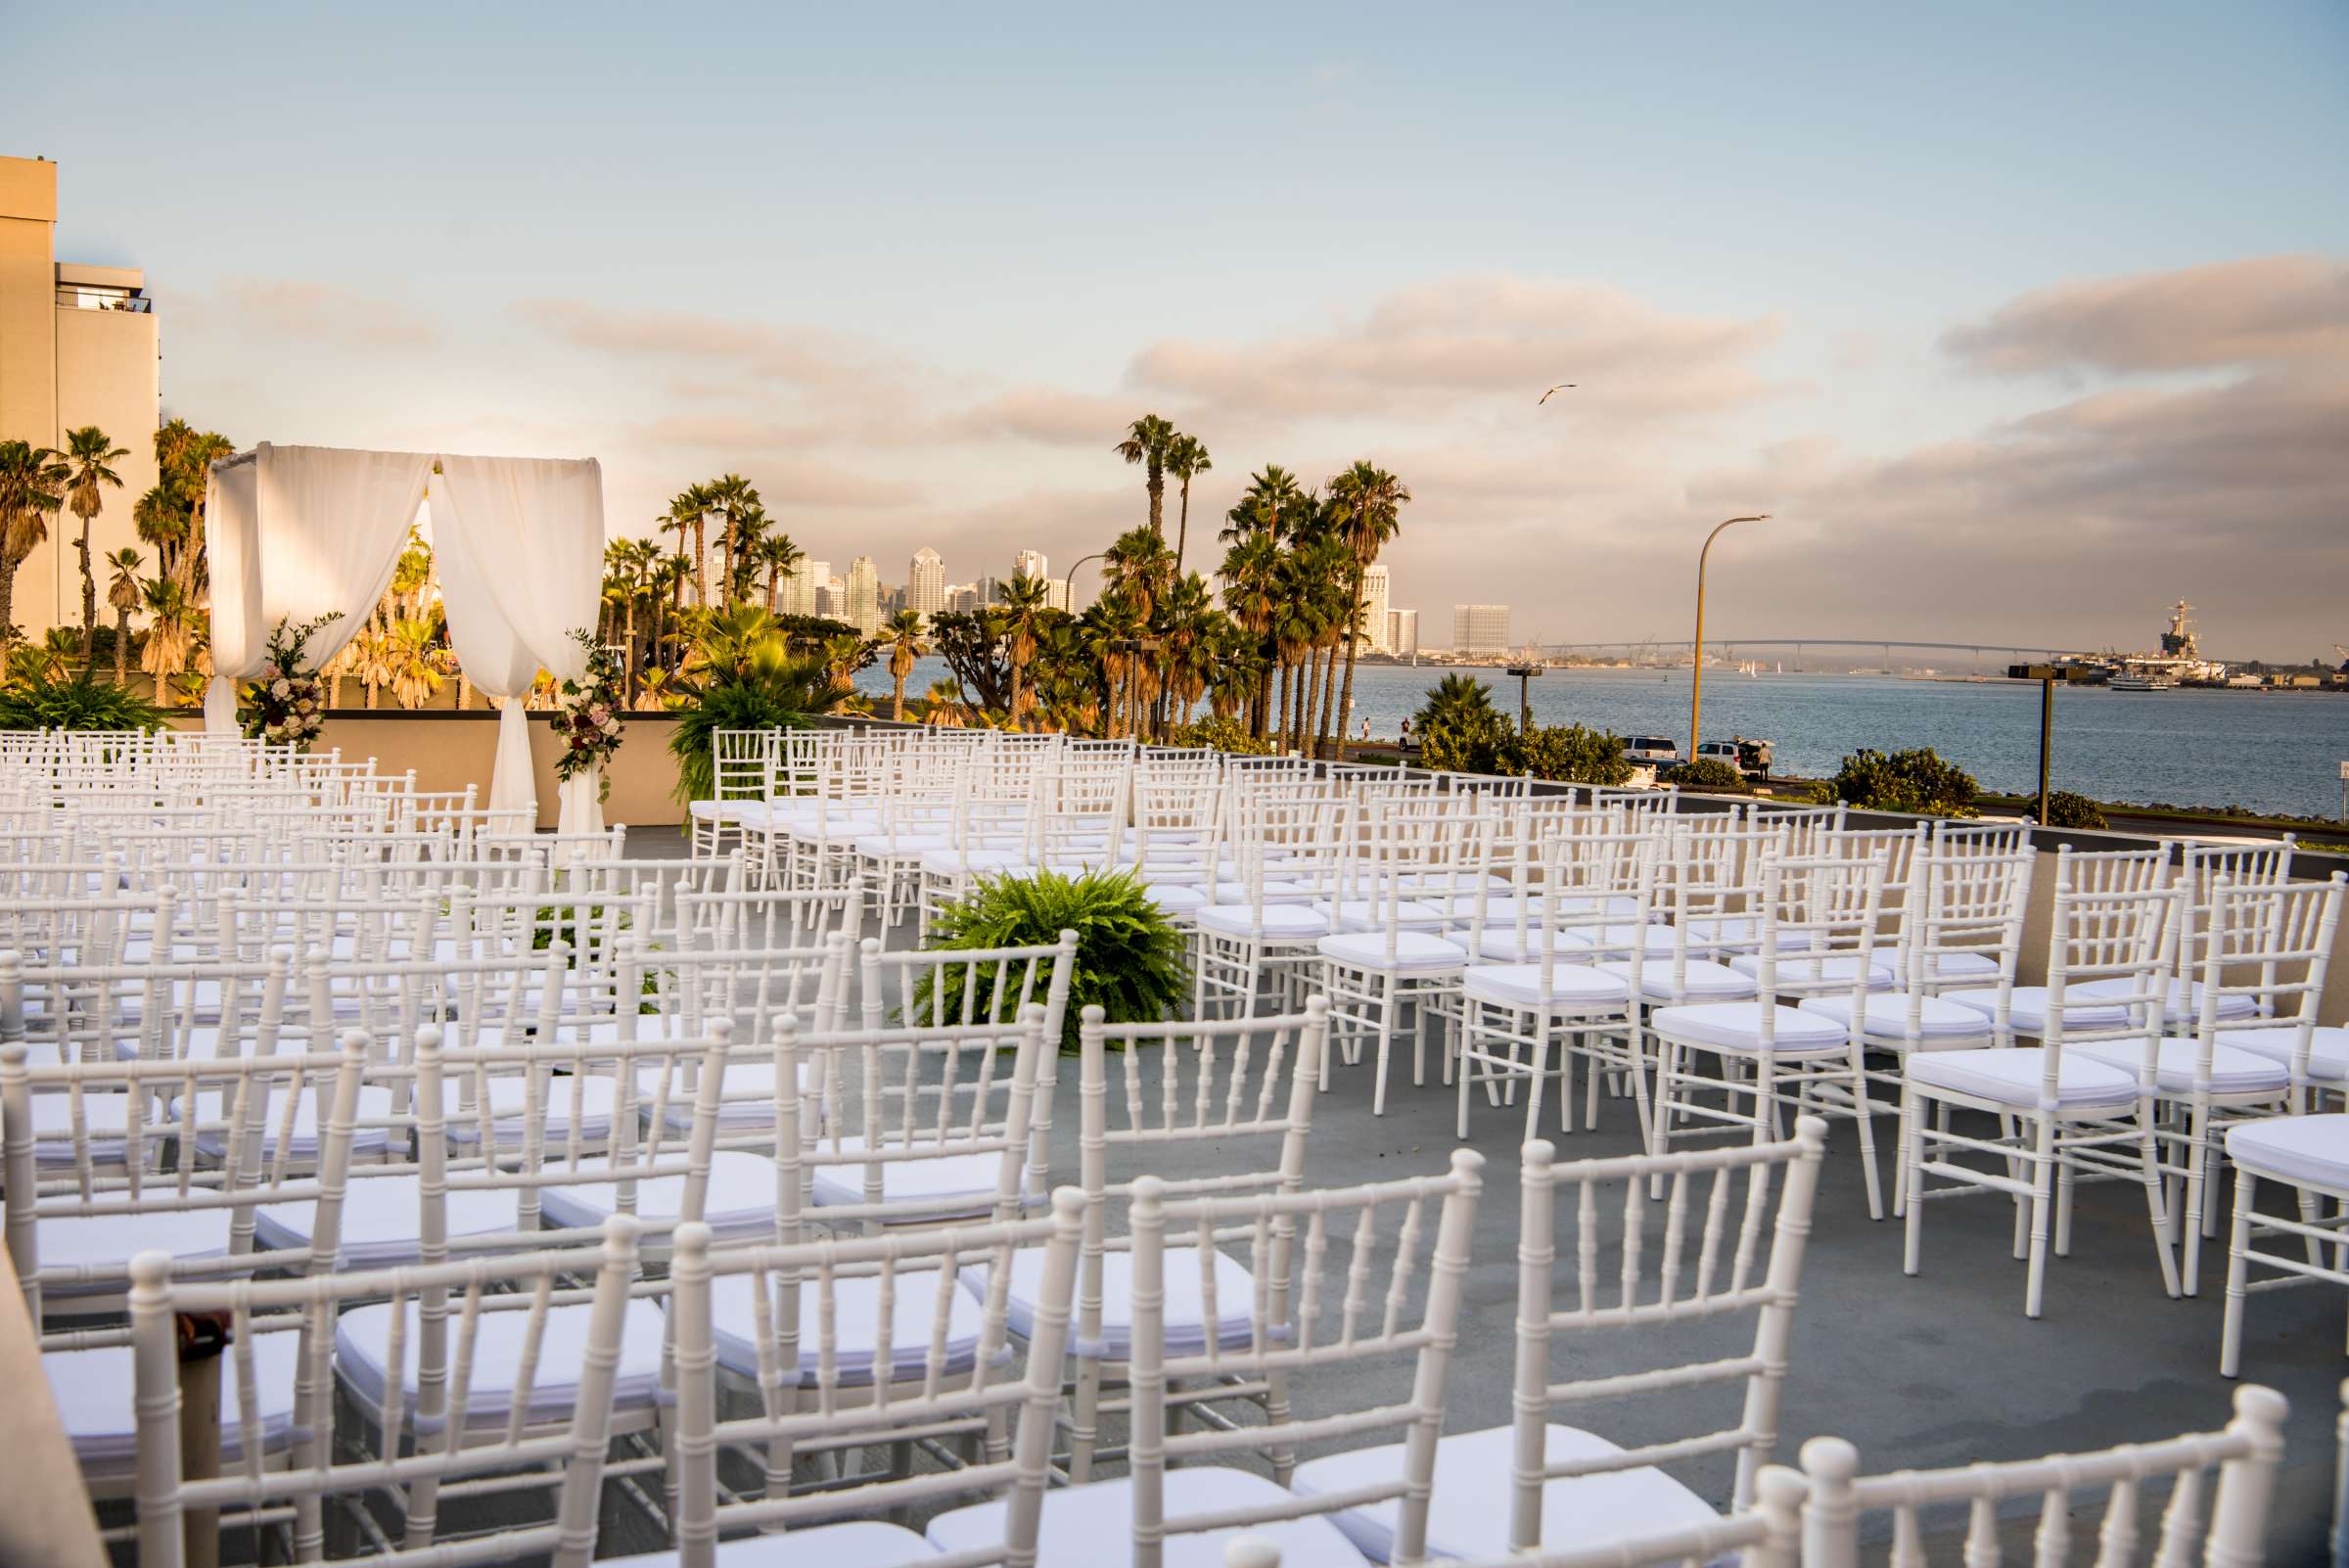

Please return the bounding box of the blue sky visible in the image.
[11,2,2347,652]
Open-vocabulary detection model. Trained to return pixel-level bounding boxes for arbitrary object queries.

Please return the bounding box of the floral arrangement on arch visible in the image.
[551,627,625,800]
[240,614,334,750]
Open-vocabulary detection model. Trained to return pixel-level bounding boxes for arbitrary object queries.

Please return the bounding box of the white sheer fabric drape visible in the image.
[201,457,262,732]
[201,443,431,734]
[431,455,605,825]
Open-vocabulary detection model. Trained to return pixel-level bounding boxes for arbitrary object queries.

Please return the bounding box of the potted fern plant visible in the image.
[923,868,1189,1052]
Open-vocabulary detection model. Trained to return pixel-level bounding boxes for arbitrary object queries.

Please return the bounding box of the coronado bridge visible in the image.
[1524,637,2112,672]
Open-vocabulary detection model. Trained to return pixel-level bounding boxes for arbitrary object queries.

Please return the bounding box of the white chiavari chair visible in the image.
[1791,1383,2288,1568]
[1903,852,2184,1316]
[926,1151,1486,1568]
[1650,852,1890,1217]
[1,1029,368,1334]
[1014,1000,1327,1485]
[1293,1120,1826,1564]
[1193,787,1349,1023]
[2088,873,2342,1296]
[611,1190,1083,1567]
[122,1215,643,1566]
[1448,824,1657,1142]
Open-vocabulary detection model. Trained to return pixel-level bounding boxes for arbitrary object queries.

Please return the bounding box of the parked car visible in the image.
[1696,737,1774,777]
[1622,735,1681,767]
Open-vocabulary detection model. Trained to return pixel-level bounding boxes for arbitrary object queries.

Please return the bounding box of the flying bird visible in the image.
[1538,383,1576,404]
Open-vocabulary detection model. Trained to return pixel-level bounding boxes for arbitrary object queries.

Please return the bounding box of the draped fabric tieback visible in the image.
[202,443,605,832]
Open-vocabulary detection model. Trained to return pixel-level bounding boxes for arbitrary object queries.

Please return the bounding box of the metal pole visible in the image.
[1688,516,1769,761]
[2038,675,2054,825]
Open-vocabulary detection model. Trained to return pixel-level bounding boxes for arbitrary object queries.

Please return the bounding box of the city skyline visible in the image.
[11,7,2344,654]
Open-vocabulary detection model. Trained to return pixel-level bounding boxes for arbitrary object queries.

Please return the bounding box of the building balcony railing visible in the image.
[57,289,152,313]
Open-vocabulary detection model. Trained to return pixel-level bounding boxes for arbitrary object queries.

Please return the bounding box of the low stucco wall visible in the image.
[165,710,687,830]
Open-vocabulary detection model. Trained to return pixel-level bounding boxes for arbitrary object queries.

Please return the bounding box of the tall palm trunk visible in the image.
[764,567,779,614]
[692,519,708,606]
[1302,648,1326,759]
[1174,482,1190,574]
[622,599,637,705]
[114,608,131,683]
[1332,566,1365,763]
[1319,639,1343,751]
[73,506,99,671]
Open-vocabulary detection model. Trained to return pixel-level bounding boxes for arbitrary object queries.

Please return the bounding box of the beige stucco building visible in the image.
[0,155,161,639]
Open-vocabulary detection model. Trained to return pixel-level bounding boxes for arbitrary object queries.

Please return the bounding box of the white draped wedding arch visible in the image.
[203,442,606,830]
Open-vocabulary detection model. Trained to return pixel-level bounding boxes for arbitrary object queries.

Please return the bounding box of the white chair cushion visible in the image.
[928,1467,1372,1568]
[1921,949,2002,984]
[1195,904,1333,941]
[806,1137,1018,1216]
[2217,1024,2349,1083]
[254,1176,523,1268]
[1210,880,1320,906]
[1798,993,1995,1043]
[1908,1047,2138,1110]
[1290,1421,1719,1564]
[47,1331,303,1470]
[1561,922,1681,958]
[1680,915,1815,953]
[919,847,1028,877]
[27,1090,140,1165]
[37,1210,232,1295]
[335,1298,670,1431]
[1461,963,1632,1010]
[2069,1038,2290,1097]
[609,1523,941,1566]
[979,1245,1256,1360]
[852,833,952,857]
[702,1268,991,1386]
[439,1073,622,1145]
[1594,958,1758,1003]
[539,1151,784,1242]
[185,1085,398,1161]
[1726,952,1895,992]
[1144,884,1210,913]
[639,1058,809,1131]
[2071,977,2261,1025]
[1312,899,1452,934]
[2226,1114,2349,1189]
[1316,931,1469,975]
[1652,1001,1850,1055]
[1940,987,2132,1036]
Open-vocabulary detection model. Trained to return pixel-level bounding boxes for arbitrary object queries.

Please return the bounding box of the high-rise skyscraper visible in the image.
[907,547,945,618]
[1012,549,1064,610]
[847,556,880,634]
[800,559,830,618]
[1452,604,1510,657]
[1359,564,1391,653]
[1388,608,1419,659]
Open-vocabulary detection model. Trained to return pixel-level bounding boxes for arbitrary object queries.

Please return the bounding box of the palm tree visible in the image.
[881,609,926,721]
[707,474,756,602]
[0,440,69,646]
[61,427,128,667]
[725,497,768,602]
[670,484,714,607]
[1220,466,1310,548]
[921,678,969,727]
[757,532,803,614]
[151,422,234,596]
[386,620,444,709]
[106,547,143,683]
[1418,672,1497,732]
[137,575,197,684]
[1114,414,1177,537]
[1322,462,1410,761]
[1164,433,1212,576]
[997,572,1052,728]
[1218,531,1281,739]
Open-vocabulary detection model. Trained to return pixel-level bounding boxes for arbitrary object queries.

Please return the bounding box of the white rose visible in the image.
[271,678,291,699]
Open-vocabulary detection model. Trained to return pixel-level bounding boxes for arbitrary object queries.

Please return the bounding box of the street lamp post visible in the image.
[1062,552,1104,616]
[1688,516,1771,763]
[2007,664,2095,825]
